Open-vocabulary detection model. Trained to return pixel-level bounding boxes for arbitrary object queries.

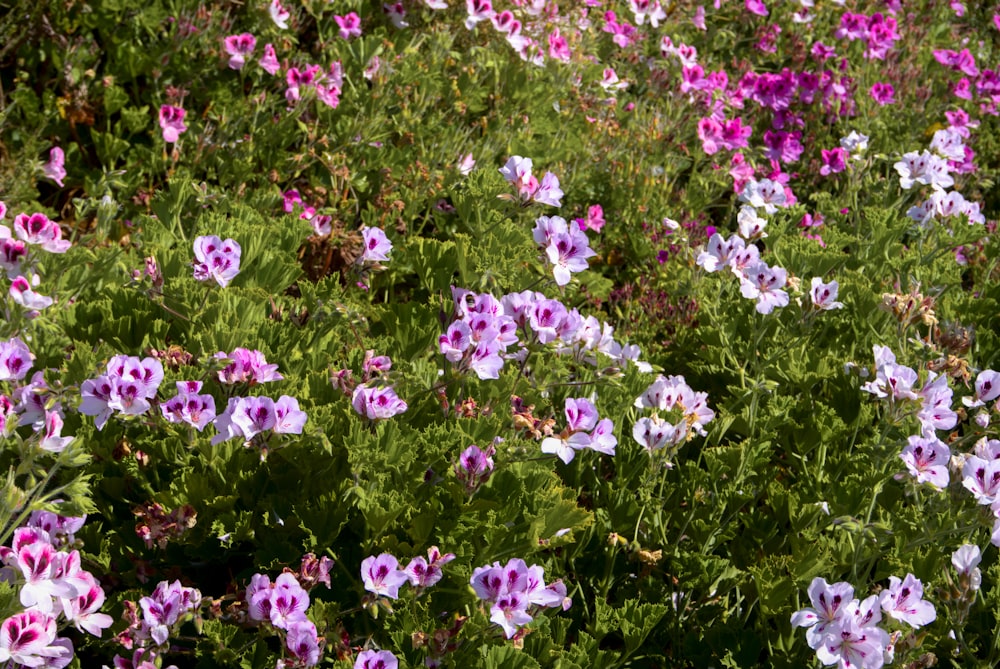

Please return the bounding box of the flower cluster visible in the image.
[246,570,325,668]
[114,580,201,667]
[792,574,935,669]
[532,215,597,286]
[499,156,563,207]
[192,235,242,288]
[470,558,570,638]
[632,375,714,456]
[361,547,455,599]
[1,210,71,313]
[284,61,343,108]
[283,189,333,237]
[860,345,957,434]
[212,394,307,448]
[215,347,284,385]
[160,381,216,431]
[79,355,165,430]
[834,11,900,60]
[439,286,650,379]
[540,397,617,464]
[0,516,112,669]
[439,288,519,380]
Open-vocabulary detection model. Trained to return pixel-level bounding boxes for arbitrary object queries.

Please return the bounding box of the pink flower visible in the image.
[259,43,280,75]
[158,105,187,143]
[42,147,66,187]
[870,82,895,105]
[223,33,256,69]
[13,213,71,253]
[335,12,362,39]
[575,204,606,232]
[744,0,768,17]
[819,147,848,176]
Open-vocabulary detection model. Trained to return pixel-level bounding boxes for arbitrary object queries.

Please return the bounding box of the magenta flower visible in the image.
[285,620,322,666]
[158,105,187,143]
[819,148,848,176]
[223,33,256,70]
[745,0,768,16]
[335,12,362,39]
[10,275,54,310]
[193,235,241,287]
[42,147,66,187]
[870,82,895,105]
[361,554,409,599]
[575,204,606,232]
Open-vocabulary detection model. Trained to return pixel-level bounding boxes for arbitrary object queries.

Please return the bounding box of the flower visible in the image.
[359,226,392,264]
[870,82,896,105]
[899,435,950,489]
[952,544,982,590]
[335,12,362,39]
[791,577,855,650]
[259,43,280,75]
[269,0,290,29]
[12,213,71,253]
[42,147,66,187]
[354,650,398,669]
[158,105,187,143]
[879,574,936,628]
[738,262,789,314]
[192,235,241,287]
[223,33,256,69]
[809,278,844,310]
[361,554,409,599]
[0,337,33,381]
[352,385,408,420]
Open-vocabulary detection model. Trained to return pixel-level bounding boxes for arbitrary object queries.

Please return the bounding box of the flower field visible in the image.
[1,0,1000,667]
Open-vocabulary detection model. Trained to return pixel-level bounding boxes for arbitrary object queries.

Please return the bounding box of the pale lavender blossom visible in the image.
[352,385,408,420]
[359,226,392,264]
[879,574,936,628]
[361,554,409,599]
[355,650,398,669]
[0,337,33,381]
[193,235,241,287]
